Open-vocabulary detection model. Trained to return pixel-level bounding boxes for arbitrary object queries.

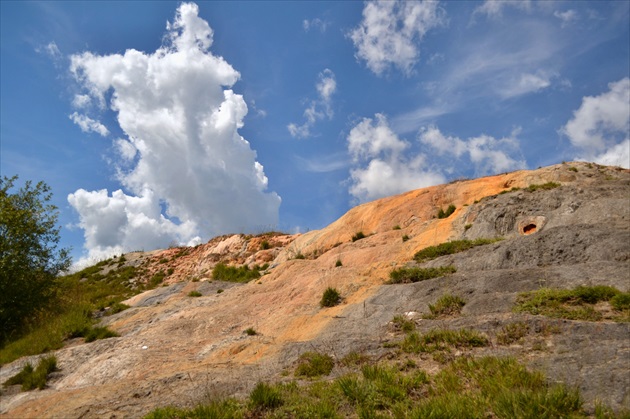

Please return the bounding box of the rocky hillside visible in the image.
[1,161,629,418]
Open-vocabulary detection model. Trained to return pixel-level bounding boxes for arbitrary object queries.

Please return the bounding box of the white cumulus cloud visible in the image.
[349,0,445,76]
[473,0,532,20]
[287,68,336,139]
[69,112,109,137]
[419,125,526,175]
[347,114,445,202]
[561,78,630,168]
[67,2,281,263]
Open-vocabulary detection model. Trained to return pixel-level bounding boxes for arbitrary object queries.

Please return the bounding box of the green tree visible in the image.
[0,176,71,344]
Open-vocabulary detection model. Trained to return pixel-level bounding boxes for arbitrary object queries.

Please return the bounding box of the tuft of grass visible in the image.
[497,322,530,345]
[250,382,283,409]
[260,240,271,250]
[84,326,119,342]
[526,182,561,192]
[244,328,257,336]
[514,286,629,321]
[340,352,371,367]
[464,224,472,231]
[107,302,130,315]
[351,231,366,242]
[437,204,456,219]
[320,287,341,308]
[217,289,224,294]
[388,266,456,284]
[426,294,466,318]
[400,328,488,354]
[187,291,202,297]
[212,263,262,283]
[568,166,578,172]
[402,234,410,242]
[393,225,401,230]
[293,252,306,260]
[391,315,416,333]
[414,238,502,262]
[335,259,343,267]
[295,352,335,378]
[3,356,57,391]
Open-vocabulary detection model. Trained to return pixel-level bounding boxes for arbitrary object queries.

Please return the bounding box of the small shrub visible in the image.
[149,271,166,287]
[400,329,488,354]
[159,258,168,264]
[388,266,456,284]
[568,166,578,172]
[437,204,456,219]
[244,328,257,336]
[414,238,501,262]
[497,322,530,345]
[351,231,366,242]
[427,294,466,317]
[250,382,283,409]
[166,268,174,276]
[295,352,334,377]
[217,289,224,294]
[188,291,202,297]
[335,259,343,267]
[393,225,401,230]
[402,234,410,242]
[464,224,472,231]
[340,351,371,367]
[260,240,271,250]
[294,252,306,260]
[321,287,341,307]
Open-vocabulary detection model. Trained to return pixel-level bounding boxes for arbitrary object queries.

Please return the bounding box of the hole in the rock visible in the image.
[522,224,537,234]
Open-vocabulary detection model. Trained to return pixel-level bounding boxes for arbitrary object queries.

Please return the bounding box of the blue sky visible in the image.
[1,1,629,266]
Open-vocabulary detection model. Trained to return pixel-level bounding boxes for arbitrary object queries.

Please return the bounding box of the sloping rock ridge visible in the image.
[1,162,629,417]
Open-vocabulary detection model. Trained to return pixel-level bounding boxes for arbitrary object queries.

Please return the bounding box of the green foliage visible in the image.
[320,287,341,308]
[217,289,224,294]
[393,225,401,230]
[400,329,488,354]
[437,204,456,219]
[499,187,522,195]
[611,293,630,311]
[211,263,262,283]
[3,355,57,391]
[427,294,466,317]
[250,382,283,409]
[293,252,306,260]
[188,291,202,297]
[145,399,244,419]
[388,266,456,284]
[0,176,71,344]
[295,352,334,378]
[260,240,271,250]
[107,302,130,315]
[244,328,257,336]
[84,326,119,343]
[149,271,166,288]
[351,231,366,242]
[391,315,416,333]
[335,259,343,267]
[402,234,410,242]
[464,224,472,230]
[413,238,501,262]
[568,166,578,172]
[514,286,629,321]
[526,182,561,192]
[497,322,530,345]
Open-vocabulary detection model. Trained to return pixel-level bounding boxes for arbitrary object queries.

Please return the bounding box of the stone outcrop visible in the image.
[1,162,628,418]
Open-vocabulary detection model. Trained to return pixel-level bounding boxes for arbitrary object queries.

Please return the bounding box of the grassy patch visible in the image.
[335,259,342,267]
[437,204,456,219]
[391,315,416,333]
[244,328,257,336]
[320,287,341,308]
[83,326,119,342]
[426,294,466,318]
[187,291,202,297]
[402,234,410,242]
[400,329,489,354]
[3,356,57,391]
[388,266,456,284]
[414,238,501,263]
[146,354,592,418]
[497,322,530,345]
[514,286,629,321]
[526,182,561,192]
[295,352,335,378]
[211,263,264,283]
